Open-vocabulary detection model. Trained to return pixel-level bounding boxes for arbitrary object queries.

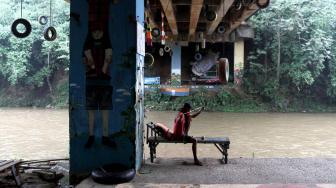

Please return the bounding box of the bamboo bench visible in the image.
[146,122,230,164]
[0,160,22,186]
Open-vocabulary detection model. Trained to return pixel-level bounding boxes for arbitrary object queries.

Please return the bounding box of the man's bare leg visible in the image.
[192,138,202,166]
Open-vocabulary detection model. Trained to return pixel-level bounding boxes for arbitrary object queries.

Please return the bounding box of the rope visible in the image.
[20,0,23,18]
[49,0,52,25]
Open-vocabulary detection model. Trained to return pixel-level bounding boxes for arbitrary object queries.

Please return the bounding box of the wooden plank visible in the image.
[0,160,20,172]
[145,8,159,29]
[206,0,234,35]
[160,0,179,35]
[189,0,204,36]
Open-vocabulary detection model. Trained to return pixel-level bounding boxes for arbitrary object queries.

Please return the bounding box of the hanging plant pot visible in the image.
[256,0,269,8]
[151,28,160,38]
[38,16,48,25]
[11,18,32,38]
[44,26,57,41]
[205,10,217,22]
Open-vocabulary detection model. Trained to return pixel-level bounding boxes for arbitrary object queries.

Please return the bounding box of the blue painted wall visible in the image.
[69,0,142,179]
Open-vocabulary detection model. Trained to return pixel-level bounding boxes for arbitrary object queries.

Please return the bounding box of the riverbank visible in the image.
[145,86,336,112]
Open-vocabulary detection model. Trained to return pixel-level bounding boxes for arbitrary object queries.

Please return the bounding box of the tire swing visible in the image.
[144,53,155,68]
[38,16,48,25]
[256,0,270,9]
[194,53,202,61]
[91,164,136,185]
[11,0,31,38]
[44,0,57,41]
[233,0,243,11]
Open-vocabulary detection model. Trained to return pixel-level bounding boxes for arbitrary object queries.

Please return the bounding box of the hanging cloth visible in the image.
[161,11,165,45]
[145,15,152,46]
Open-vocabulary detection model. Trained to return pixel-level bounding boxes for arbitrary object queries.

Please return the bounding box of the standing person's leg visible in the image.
[102,110,109,137]
[100,85,116,147]
[85,85,97,148]
[85,110,95,148]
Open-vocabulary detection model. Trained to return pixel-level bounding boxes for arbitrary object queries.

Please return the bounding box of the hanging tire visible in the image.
[151,28,160,38]
[159,48,164,56]
[234,0,243,11]
[256,0,269,8]
[164,45,171,52]
[205,10,217,22]
[11,18,32,38]
[217,25,225,34]
[194,53,202,61]
[44,26,57,41]
[145,53,154,68]
[38,16,48,25]
[91,164,136,185]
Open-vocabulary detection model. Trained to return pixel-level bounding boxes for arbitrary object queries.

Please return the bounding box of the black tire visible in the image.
[234,0,243,11]
[38,16,48,25]
[205,10,217,22]
[91,164,136,185]
[151,28,160,38]
[11,18,32,38]
[256,0,269,8]
[44,26,57,41]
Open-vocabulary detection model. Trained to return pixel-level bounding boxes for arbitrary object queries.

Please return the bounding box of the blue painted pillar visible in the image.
[171,44,181,85]
[69,0,144,182]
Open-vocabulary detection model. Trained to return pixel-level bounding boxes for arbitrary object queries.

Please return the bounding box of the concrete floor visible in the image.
[77,157,336,187]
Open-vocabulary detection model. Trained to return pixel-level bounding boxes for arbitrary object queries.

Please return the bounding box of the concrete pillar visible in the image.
[234,40,245,86]
[171,44,181,85]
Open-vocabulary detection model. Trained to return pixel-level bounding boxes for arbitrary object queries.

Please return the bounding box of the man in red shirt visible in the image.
[155,103,204,165]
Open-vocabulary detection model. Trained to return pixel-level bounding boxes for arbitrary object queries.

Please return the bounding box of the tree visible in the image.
[245,0,336,105]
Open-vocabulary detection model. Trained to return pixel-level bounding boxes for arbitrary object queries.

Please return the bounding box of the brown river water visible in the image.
[0,108,335,160]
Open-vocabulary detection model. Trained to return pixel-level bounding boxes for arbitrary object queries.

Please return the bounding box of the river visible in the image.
[0,109,335,160]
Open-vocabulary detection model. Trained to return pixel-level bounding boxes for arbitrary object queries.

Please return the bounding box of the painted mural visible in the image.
[69,0,144,181]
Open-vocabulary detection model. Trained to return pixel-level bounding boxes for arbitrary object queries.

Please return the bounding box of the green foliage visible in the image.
[245,0,336,106]
[145,86,270,112]
[0,0,69,107]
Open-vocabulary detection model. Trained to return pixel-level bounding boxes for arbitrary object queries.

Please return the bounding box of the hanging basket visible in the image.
[11,18,32,38]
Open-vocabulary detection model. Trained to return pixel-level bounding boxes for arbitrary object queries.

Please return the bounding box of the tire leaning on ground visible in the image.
[91,164,136,184]
[256,0,270,8]
[44,26,57,41]
[11,18,32,38]
[218,58,230,84]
